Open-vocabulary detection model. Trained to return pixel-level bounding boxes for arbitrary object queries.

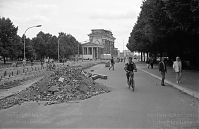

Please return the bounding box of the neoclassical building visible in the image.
[82,29,116,59]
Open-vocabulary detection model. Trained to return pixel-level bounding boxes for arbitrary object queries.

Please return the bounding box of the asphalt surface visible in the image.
[0,62,198,128]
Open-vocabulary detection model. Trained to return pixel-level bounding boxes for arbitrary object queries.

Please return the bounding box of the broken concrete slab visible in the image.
[90,73,108,80]
[58,77,64,82]
[91,74,100,80]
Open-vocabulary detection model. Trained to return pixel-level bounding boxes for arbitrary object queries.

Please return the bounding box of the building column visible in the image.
[82,47,84,55]
[92,47,94,59]
[96,47,98,59]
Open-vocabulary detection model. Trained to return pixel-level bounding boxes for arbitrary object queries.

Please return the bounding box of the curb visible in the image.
[138,68,199,99]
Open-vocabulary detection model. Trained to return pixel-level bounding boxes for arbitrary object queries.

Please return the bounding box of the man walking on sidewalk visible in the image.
[173,56,182,84]
[159,57,167,86]
[109,57,115,70]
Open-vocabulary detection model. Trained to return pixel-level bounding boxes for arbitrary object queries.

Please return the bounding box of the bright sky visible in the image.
[0,0,142,52]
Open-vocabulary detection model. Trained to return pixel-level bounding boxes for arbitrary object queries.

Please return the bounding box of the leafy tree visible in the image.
[58,32,80,59]
[9,35,23,60]
[128,0,199,67]
[31,32,47,59]
[21,35,35,60]
[0,17,19,63]
[47,36,58,59]
[31,31,80,60]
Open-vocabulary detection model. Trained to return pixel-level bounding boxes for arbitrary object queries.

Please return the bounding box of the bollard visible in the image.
[4,70,7,77]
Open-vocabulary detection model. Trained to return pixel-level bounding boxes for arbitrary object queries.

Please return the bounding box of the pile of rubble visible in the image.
[0,66,110,110]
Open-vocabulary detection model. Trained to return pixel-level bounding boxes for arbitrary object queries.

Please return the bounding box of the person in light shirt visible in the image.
[173,56,182,84]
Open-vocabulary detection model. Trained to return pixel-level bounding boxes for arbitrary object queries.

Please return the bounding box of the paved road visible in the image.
[0,62,198,128]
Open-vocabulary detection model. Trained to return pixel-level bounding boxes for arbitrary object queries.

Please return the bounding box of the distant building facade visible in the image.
[112,48,119,57]
[82,29,116,59]
[123,50,134,57]
[119,52,124,58]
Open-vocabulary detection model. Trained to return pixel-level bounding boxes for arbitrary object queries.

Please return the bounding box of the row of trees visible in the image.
[127,0,199,67]
[0,17,82,64]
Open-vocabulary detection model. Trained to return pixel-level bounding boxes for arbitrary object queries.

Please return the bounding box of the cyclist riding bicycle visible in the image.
[124,57,137,88]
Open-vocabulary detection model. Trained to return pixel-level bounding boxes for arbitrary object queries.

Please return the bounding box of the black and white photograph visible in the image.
[0,0,199,128]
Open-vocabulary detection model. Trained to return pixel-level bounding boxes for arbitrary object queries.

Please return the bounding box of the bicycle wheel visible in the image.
[131,80,134,91]
[130,77,135,92]
[128,79,130,89]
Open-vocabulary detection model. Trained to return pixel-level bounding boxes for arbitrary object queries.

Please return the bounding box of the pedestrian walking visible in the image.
[173,56,182,84]
[109,57,115,70]
[22,59,26,67]
[40,58,44,69]
[146,58,150,68]
[30,58,34,66]
[124,57,126,63]
[149,57,154,69]
[16,61,18,67]
[46,58,50,70]
[159,57,167,86]
[51,60,56,70]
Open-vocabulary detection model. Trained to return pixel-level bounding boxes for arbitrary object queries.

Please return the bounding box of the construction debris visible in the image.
[0,66,110,110]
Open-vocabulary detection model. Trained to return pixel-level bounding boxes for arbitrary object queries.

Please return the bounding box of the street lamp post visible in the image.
[23,25,42,64]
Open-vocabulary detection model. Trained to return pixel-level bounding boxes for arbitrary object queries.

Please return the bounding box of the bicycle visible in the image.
[127,70,137,91]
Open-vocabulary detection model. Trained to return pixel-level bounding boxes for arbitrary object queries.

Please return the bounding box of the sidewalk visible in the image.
[137,62,199,99]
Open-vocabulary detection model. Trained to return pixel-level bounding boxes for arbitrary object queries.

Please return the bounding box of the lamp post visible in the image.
[23,25,42,64]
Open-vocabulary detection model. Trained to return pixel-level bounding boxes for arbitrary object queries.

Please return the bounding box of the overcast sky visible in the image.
[0,0,142,51]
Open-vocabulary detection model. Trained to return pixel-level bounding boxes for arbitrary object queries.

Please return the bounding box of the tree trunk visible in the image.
[141,51,143,62]
[146,52,149,60]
